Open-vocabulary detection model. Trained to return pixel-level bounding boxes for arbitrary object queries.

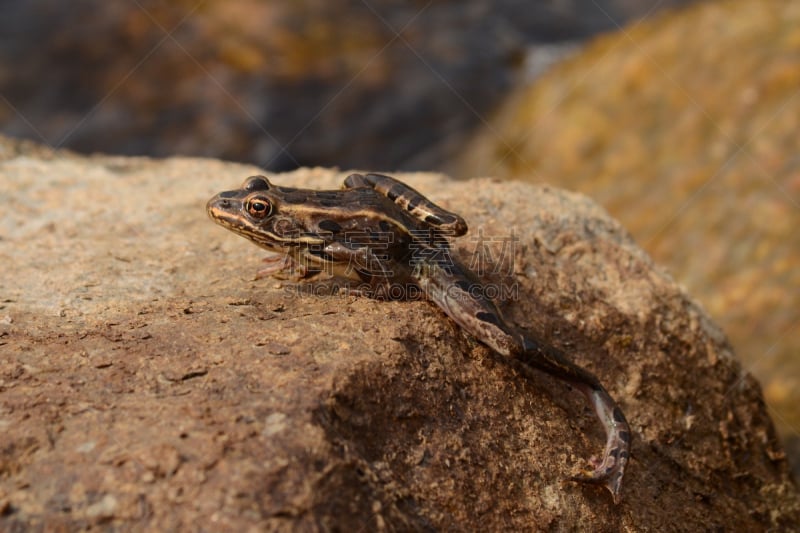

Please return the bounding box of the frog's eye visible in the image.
[246,197,272,219]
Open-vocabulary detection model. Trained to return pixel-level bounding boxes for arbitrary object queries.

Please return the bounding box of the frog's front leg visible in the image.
[320,241,399,298]
[256,249,330,283]
[255,253,298,280]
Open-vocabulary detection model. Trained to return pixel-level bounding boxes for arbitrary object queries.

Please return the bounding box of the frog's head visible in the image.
[206,175,324,252]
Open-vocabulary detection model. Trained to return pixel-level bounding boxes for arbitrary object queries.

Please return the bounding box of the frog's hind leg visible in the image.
[416,258,630,503]
[343,173,468,236]
[566,382,630,504]
[517,338,630,504]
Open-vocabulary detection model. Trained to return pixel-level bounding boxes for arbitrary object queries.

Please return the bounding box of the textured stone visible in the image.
[451,0,800,475]
[0,139,797,529]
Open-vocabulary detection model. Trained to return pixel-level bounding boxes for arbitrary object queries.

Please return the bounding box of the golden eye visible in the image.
[246,197,272,219]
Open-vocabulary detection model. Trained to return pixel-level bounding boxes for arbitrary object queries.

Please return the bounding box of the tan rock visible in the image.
[0,138,797,529]
[450,0,800,474]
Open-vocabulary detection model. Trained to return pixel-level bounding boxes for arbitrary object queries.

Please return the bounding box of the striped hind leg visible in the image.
[343,173,468,236]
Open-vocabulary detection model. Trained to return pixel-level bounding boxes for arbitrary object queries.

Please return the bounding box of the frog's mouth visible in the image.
[206,196,321,254]
[206,196,268,248]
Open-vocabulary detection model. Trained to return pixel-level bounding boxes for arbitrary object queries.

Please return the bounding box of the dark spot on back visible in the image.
[365,173,386,185]
[318,219,342,233]
[476,311,501,327]
[618,431,630,444]
[379,220,392,232]
[424,214,443,226]
[386,185,402,201]
[315,192,339,200]
[282,193,308,204]
[522,337,541,352]
[406,196,422,211]
[613,407,626,424]
[455,279,472,292]
[318,198,339,207]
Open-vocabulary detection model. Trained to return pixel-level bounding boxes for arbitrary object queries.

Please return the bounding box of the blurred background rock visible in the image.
[2,0,797,475]
[0,0,696,170]
[449,0,800,476]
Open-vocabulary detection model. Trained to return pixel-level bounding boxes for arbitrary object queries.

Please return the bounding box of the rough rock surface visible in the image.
[1,137,797,530]
[451,0,800,472]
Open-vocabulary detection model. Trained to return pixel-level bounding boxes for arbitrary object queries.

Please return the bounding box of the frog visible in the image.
[207,172,630,503]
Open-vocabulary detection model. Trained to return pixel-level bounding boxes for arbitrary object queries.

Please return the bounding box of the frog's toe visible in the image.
[568,460,625,504]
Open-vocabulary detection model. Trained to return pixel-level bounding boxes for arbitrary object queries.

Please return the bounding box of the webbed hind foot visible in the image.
[569,385,630,504]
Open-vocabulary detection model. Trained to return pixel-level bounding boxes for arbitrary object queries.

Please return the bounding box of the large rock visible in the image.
[451,0,800,473]
[0,138,797,529]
